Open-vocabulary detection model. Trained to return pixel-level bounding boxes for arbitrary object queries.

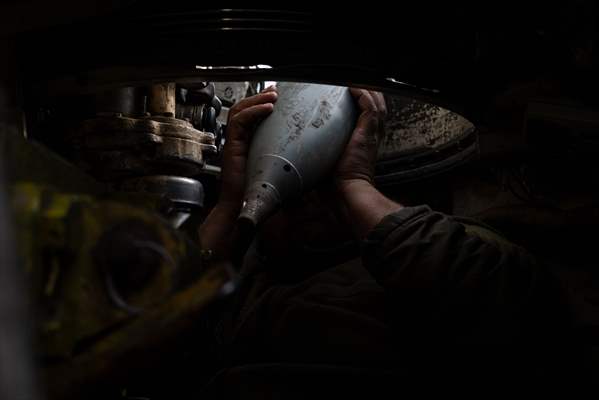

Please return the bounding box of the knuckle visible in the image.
[229,103,241,114]
[368,102,379,113]
[227,110,239,123]
[228,114,243,129]
[364,109,378,119]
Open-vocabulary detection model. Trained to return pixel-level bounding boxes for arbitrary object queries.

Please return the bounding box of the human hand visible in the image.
[199,87,277,256]
[333,89,400,238]
[334,88,386,194]
[219,86,278,210]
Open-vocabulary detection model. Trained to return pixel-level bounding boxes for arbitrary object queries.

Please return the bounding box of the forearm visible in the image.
[198,202,239,258]
[337,179,403,239]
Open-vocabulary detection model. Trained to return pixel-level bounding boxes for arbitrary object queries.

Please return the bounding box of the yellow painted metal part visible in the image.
[10,182,232,399]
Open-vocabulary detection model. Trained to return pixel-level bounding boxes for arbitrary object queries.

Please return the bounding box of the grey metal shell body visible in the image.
[238,82,357,225]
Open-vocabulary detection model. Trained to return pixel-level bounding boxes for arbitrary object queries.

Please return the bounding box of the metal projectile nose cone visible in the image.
[238,182,281,227]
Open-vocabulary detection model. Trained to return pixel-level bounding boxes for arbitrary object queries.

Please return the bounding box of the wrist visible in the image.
[336,179,402,239]
[199,202,240,256]
[336,178,376,200]
[213,199,242,218]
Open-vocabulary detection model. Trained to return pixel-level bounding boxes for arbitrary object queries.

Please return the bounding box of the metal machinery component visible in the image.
[11,182,234,400]
[0,74,231,399]
[120,175,205,228]
[148,82,176,116]
[66,83,221,227]
[176,82,224,153]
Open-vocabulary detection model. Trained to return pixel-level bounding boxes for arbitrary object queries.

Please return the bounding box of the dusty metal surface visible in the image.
[78,114,216,143]
[380,96,474,160]
[374,96,478,185]
[148,82,176,116]
[73,114,216,180]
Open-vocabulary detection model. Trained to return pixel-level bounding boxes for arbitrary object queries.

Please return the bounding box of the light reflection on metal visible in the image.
[386,77,440,94]
[195,64,273,70]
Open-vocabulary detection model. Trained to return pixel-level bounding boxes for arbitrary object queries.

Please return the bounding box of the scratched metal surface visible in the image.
[239,82,357,226]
